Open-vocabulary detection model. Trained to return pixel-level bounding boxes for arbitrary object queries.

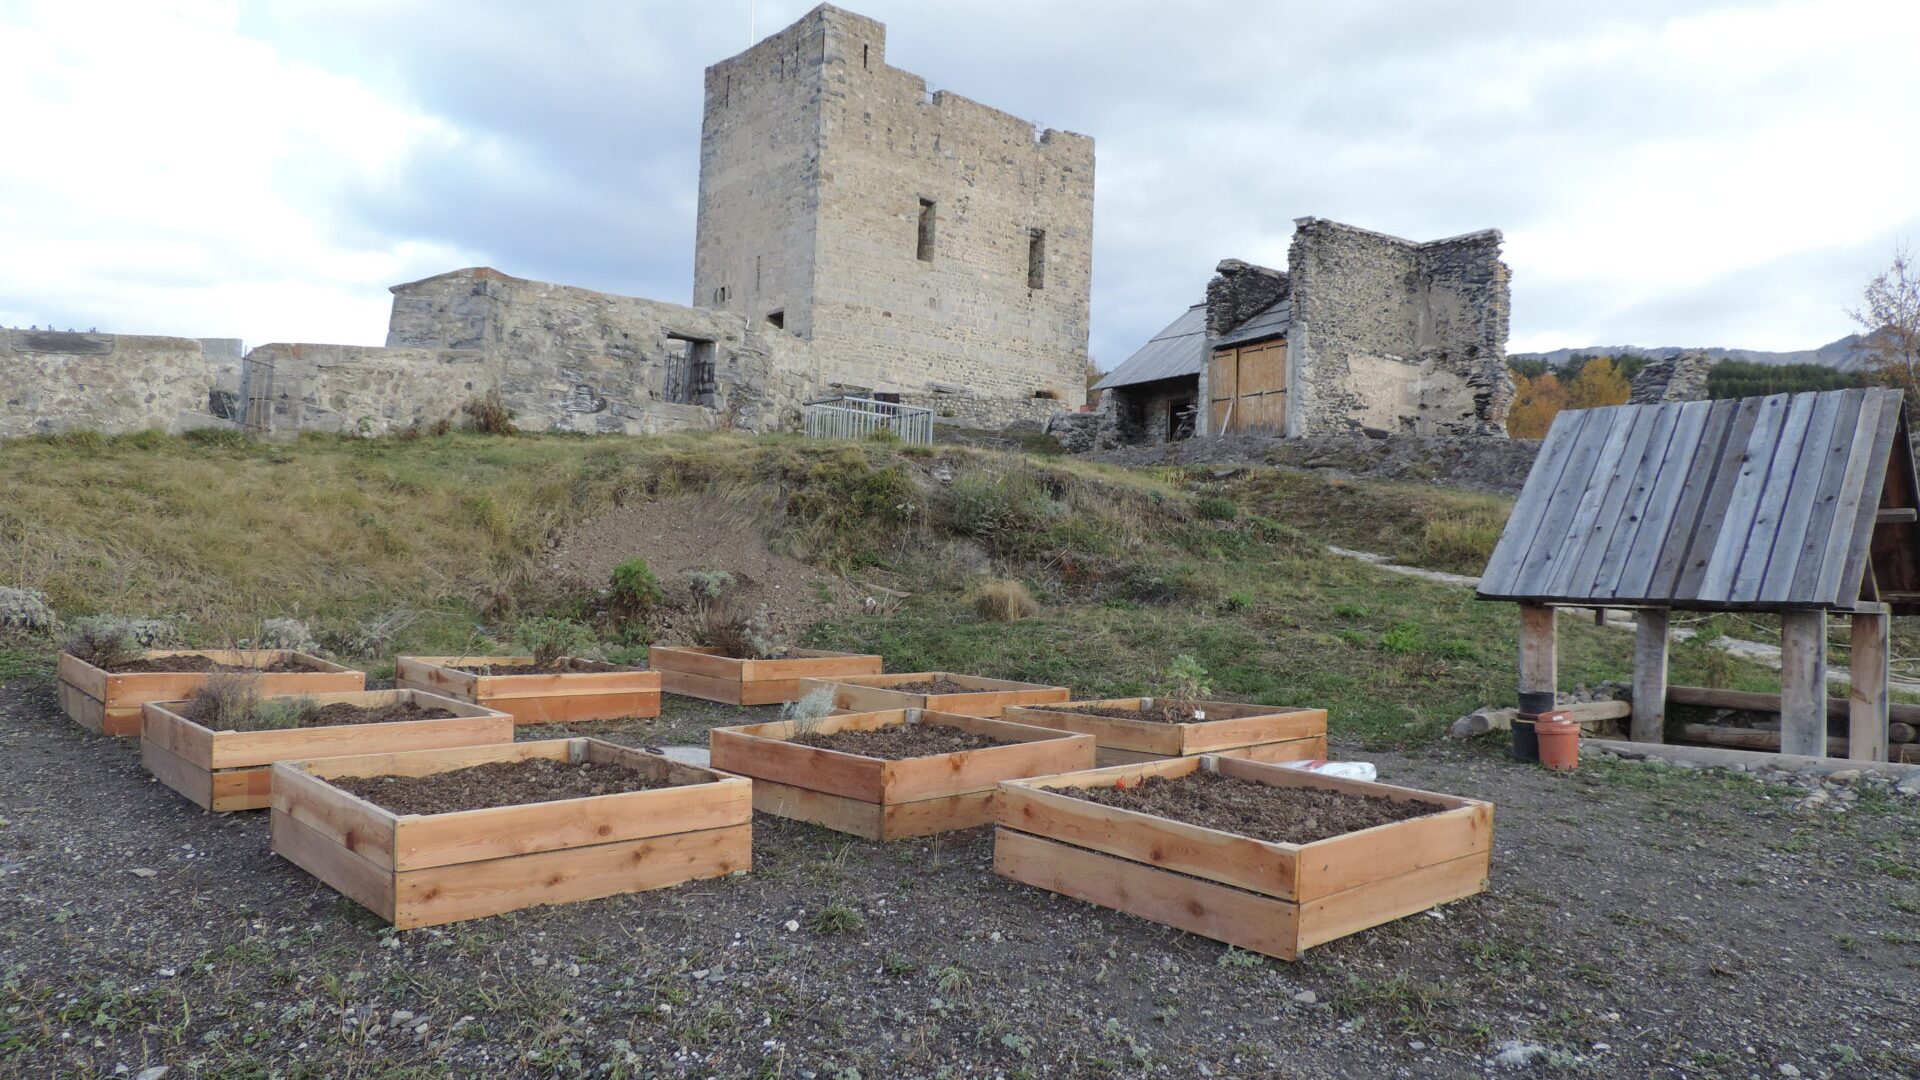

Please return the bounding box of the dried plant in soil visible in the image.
[60,621,144,669]
[971,578,1039,622]
[689,603,790,660]
[511,618,598,667]
[183,674,322,731]
[461,390,518,435]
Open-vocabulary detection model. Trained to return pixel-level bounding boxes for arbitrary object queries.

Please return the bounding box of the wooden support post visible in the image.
[1632,609,1669,743]
[1518,605,1557,703]
[1849,612,1890,763]
[1779,611,1828,759]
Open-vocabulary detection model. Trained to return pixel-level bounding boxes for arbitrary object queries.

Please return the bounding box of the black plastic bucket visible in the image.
[1510,717,1540,761]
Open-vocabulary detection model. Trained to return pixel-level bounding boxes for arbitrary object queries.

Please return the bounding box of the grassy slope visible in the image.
[0,428,1789,743]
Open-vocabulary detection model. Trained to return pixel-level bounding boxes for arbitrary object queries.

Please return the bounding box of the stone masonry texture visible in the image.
[1284,218,1513,437]
[1,329,244,437]
[695,5,1094,422]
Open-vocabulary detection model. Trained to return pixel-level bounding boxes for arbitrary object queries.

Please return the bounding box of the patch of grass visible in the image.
[972,578,1040,622]
[809,903,864,935]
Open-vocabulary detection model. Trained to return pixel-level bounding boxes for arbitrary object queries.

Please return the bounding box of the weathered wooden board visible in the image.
[796,672,1070,717]
[141,690,514,812]
[649,646,882,705]
[395,656,660,724]
[269,738,750,928]
[1003,698,1326,759]
[58,650,365,738]
[710,707,1093,839]
[994,755,1492,960]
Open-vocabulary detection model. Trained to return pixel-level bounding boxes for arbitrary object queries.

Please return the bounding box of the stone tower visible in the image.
[694,5,1095,418]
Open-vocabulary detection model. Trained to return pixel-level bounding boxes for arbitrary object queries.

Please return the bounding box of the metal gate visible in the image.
[802,396,933,445]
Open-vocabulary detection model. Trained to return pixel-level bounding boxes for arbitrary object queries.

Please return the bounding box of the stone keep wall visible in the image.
[243,268,820,439]
[692,9,824,338]
[1286,218,1512,437]
[695,6,1095,423]
[1,329,242,437]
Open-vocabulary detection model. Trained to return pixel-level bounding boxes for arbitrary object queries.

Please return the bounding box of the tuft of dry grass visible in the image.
[972,578,1039,622]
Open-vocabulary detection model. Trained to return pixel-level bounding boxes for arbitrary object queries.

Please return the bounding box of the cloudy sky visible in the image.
[3,0,1916,365]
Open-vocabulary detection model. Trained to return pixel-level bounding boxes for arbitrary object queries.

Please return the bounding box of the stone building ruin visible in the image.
[1,5,1090,439]
[1067,218,1514,449]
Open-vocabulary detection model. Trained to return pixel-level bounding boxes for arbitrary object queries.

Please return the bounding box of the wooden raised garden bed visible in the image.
[649,646,883,706]
[797,672,1071,717]
[994,755,1492,960]
[270,738,751,928]
[710,708,1095,840]
[141,689,514,812]
[1004,698,1329,766]
[57,649,364,738]
[394,656,661,724]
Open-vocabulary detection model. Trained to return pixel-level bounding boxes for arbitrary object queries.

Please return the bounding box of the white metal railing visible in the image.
[802,396,934,445]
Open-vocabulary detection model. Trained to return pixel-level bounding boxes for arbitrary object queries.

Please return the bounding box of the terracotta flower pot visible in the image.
[1535,714,1581,772]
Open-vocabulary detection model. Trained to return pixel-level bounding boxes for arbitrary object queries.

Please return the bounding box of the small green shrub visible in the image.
[1332,602,1369,619]
[810,903,865,935]
[513,617,596,665]
[972,578,1039,622]
[1194,495,1239,521]
[1218,590,1253,613]
[680,568,735,601]
[609,559,664,618]
[690,604,790,660]
[1161,654,1212,703]
[187,674,319,731]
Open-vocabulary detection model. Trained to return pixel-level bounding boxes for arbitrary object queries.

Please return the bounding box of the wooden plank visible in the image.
[1729,391,1823,602]
[1666,684,1920,724]
[57,679,106,734]
[1754,390,1849,602]
[710,725,885,801]
[1697,393,1794,602]
[391,824,750,930]
[480,690,661,725]
[1556,403,1666,598]
[1295,850,1490,951]
[1779,610,1828,758]
[141,739,214,811]
[1526,406,1640,598]
[1670,397,1766,601]
[1003,699,1324,758]
[208,712,512,771]
[271,810,397,923]
[1849,612,1890,763]
[1832,394,1904,606]
[1518,604,1556,699]
[1208,735,1329,765]
[1594,400,1698,598]
[1769,390,1865,603]
[1633,399,1737,599]
[1479,407,1596,595]
[1631,610,1669,743]
[992,829,1299,961]
[1804,391,1890,604]
[209,766,274,812]
[1291,801,1489,902]
[750,778,1000,840]
[658,668,748,706]
[802,673,1071,717]
[881,716,1093,803]
[1868,408,1920,601]
[999,782,1301,898]
[392,772,752,871]
[270,762,400,868]
[57,652,108,699]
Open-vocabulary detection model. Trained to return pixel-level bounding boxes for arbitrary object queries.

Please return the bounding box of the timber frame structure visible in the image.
[1477,388,1920,762]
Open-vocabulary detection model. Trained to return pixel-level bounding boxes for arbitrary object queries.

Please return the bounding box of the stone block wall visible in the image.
[695,6,1094,415]
[1,328,242,436]
[1285,218,1512,437]
[241,267,820,440]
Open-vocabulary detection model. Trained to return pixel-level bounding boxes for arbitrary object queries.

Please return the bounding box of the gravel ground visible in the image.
[4,682,1919,1078]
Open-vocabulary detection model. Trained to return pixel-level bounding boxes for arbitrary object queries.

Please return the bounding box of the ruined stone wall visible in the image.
[1630,351,1712,404]
[239,268,818,439]
[897,390,1062,430]
[1204,260,1288,336]
[693,9,824,338]
[695,6,1094,413]
[1286,218,1512,437]
[0,329,242,436]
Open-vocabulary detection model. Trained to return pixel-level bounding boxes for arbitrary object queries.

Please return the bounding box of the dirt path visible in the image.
[3,681,1917,1077]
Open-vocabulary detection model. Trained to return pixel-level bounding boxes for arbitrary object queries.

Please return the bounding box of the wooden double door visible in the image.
[1208,338,1288,434]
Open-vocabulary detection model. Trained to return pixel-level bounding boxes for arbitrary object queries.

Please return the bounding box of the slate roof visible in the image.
[1093,305,1206,391]
[1214,298,1291,349]
[1477,388,1920,612]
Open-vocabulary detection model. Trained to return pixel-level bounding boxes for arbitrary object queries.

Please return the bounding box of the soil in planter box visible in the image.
[99,655,311,675]
[1063,701,1208,724]
[791,723,1009,760]
[183,699,457,732]
[331,757,690,815]
[1063,770,1437,845]
[447,659,637,676]
[877,678,985,695]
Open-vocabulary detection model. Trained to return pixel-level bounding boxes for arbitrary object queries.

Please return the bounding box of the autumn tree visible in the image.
[1850,243,1920,409]
[1566,356,1632,409]
[1507,371,1569,438]
[1084,358,1105,407]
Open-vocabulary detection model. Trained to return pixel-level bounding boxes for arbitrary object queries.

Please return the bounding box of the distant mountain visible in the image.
[1511,334,1874,372]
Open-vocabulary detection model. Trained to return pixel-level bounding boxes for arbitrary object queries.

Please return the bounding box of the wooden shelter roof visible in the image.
[1478,388,1920,613]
